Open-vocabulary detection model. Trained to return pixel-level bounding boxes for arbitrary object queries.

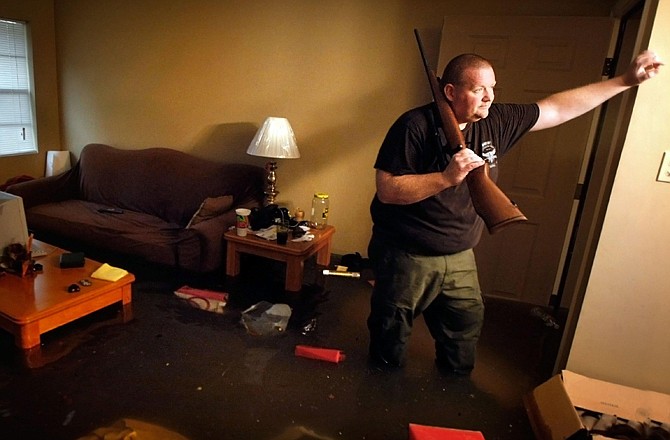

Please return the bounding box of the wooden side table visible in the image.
[225,225,335,291]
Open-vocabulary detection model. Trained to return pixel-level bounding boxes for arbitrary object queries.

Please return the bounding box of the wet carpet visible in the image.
[0,256,562,439]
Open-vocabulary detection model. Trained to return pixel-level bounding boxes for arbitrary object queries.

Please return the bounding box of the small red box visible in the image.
[408,423,485,440]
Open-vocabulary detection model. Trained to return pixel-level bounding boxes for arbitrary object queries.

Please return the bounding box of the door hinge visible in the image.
[574,183,584,200]
[602,57,615,77]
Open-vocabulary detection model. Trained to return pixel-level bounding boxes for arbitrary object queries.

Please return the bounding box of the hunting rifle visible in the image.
[414,29,527,234]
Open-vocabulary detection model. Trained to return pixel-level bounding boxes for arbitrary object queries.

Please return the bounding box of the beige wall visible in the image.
[51,0,615,256]
[0,0,61,184]
[567,0,670,394]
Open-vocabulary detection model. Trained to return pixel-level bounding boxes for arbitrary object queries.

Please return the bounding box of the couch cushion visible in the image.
[186,195,234,228]
[78,144,265,226]
[26,200,201,268]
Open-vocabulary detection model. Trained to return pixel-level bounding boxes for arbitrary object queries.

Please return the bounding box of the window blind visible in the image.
[0,19,37,156]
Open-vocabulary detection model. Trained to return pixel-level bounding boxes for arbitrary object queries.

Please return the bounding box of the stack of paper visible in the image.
[91,263,129,282]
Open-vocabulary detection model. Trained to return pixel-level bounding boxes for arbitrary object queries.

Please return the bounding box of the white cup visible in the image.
[235,208,251,236]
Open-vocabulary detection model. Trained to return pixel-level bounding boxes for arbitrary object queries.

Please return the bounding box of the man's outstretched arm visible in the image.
[531,50,663,132]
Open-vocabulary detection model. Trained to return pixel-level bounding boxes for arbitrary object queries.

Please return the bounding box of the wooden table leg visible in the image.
[121,303,134,323]
[316,237,333,266]
[226,242,241,276]
[18,322,40,350]
[121,284,133,323]
[285,256,305,292]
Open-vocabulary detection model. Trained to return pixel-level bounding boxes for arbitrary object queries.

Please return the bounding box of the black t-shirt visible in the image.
[370,102,539,255]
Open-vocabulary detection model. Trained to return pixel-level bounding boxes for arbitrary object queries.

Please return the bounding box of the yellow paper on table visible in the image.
[91,263,129,282]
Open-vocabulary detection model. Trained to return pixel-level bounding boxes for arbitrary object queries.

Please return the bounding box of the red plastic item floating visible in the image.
[408,423,485,440]
[294,345,346,363]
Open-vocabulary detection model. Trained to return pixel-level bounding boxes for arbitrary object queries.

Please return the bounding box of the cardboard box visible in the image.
[524,370,670,440]
[408,423,485,439]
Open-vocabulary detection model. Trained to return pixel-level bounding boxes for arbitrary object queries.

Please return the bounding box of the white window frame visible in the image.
[0,18,38,157]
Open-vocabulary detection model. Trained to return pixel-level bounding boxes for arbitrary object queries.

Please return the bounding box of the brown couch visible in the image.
[7,143,265,272]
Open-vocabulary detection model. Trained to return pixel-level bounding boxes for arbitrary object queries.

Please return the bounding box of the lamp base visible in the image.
[264,161,278,206]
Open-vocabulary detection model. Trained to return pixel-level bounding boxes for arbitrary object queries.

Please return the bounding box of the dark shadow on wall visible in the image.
[188,122,260,164]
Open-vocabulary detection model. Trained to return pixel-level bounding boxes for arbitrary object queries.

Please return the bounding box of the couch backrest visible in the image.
[78,144,265,226]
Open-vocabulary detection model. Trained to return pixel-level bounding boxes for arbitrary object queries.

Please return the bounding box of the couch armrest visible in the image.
[188,210,237,272]
[6,164,81,209]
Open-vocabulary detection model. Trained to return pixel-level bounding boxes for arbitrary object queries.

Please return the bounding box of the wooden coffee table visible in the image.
[0,240,134,362]
[225,225,335,291]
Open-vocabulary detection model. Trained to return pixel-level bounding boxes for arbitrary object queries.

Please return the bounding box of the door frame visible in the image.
[553,0,657,374]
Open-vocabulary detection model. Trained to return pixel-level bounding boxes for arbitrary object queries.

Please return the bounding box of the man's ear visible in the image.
[443,84,455,102]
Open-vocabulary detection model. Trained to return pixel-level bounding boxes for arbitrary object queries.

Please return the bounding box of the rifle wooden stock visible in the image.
[414,29,527,234]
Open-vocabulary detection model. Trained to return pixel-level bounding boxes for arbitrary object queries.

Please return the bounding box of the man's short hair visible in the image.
[439,53,493,89]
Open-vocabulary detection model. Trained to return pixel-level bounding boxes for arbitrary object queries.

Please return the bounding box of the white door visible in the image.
[437,16,616,305]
